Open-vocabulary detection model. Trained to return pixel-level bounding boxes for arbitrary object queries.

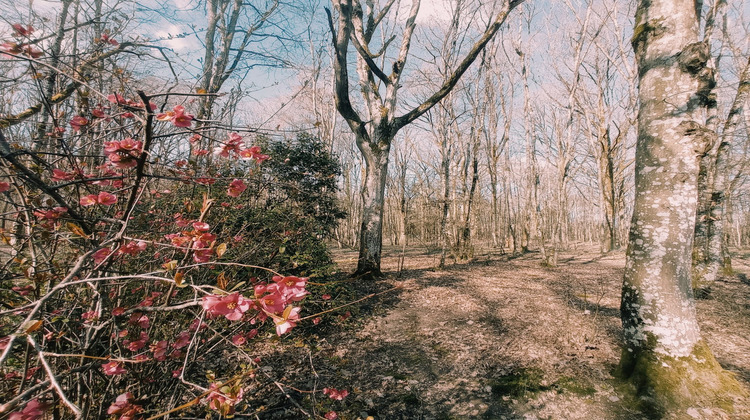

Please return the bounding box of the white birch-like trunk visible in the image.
[619,0,743,414]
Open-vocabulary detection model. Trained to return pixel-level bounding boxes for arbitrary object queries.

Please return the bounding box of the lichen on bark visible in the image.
[619,0,746,415]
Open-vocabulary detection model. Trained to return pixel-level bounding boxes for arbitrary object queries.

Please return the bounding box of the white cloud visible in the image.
[172,0,193,11]
[415,0,453,24]
[155,24,192,51]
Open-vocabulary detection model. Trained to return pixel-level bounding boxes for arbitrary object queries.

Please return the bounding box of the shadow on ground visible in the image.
[247,246,750,420]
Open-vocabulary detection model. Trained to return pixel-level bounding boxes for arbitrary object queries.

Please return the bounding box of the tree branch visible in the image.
[0,43,136,129]
[394,0,524,129]
[326,4,367,139]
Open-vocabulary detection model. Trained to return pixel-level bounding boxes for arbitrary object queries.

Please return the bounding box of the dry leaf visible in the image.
[216,243,227,258]
[217,272,228,290]
[162,260,178,271]
[174,271,186,288]
[25,320,43,333]
[67,223,90,238]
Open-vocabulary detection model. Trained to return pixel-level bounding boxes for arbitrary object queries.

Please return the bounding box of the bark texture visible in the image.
[619,0,744,414]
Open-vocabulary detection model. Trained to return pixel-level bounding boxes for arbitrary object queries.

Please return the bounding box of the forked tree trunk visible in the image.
[329,0,521,278]
[618,0,744,414]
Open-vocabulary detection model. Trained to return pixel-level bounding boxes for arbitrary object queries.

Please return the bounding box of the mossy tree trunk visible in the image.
[619,0,745,415]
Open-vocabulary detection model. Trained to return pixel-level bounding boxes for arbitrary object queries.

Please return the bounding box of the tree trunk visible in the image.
[355,137,390,277]
[693,55,750,290]
[618,0,744,414]
[460,137,480,260]
[438,151,451,268]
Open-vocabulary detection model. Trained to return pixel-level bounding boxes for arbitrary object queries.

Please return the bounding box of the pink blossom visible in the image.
[239,145,270,163]
[92,108,108,119]
[157,105,193,128]
[194,176,216,185]
[0,42,40,58]
[12,24,34,37]
[104,138,142,169]
[274,306,301,336]
[52,169,75,181]
[122,331,148,352]
[34,207,67,221]
[99,33,119,46]
[7,399,46,420]
[0,181,9,193]
[165,233,190,247]
[80,194,98,206]
[257,291,285,314]
[323,388,349,401]
[189,318,207,331]
[324,411,338,420]
[128,313,150,329]
[274,276,309,302]
[214,132,244,158]
[69,116,89,132]
[92,247,112,264]
[107,93,126,104]
[97,191,117,205]
[12,285,34,296]
[81,310,99,323]
[173,331,191,349]
[192,221,210,232]
[194,232,216,248]
[118,240,147,256]
[202,292,252,321]
[193,248,213,263]
[172,368,182,377]
[231,334,247,346]
[112,307,125,316]
[151,340,169,361]
[227,179,247,197]
[102,361,127,375]
[107,392,142,419]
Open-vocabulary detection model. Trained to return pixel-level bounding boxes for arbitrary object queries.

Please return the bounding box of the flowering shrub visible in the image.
[0,20,350,419]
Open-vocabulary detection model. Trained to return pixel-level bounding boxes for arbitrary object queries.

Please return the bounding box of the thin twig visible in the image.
[297,285,401,322]
[28,335,82,418]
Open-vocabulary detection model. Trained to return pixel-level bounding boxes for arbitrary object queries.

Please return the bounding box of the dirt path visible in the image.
[253,247,750,419]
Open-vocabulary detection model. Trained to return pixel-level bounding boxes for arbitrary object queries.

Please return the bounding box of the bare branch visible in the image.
[326,4,367,139]
[395,0,525,129]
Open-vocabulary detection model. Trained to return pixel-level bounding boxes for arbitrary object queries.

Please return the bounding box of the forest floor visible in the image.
[246,245,750,420]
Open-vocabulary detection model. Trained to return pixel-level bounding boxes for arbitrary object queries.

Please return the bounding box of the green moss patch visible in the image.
[490,368,599,399]
[616,340,747,417]
[490,368,551,397]
[555,376,597,396]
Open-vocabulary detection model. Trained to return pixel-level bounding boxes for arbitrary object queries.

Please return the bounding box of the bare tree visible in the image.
[195,0,280,121]
[327,0,523,277]
[618,0,743,414]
